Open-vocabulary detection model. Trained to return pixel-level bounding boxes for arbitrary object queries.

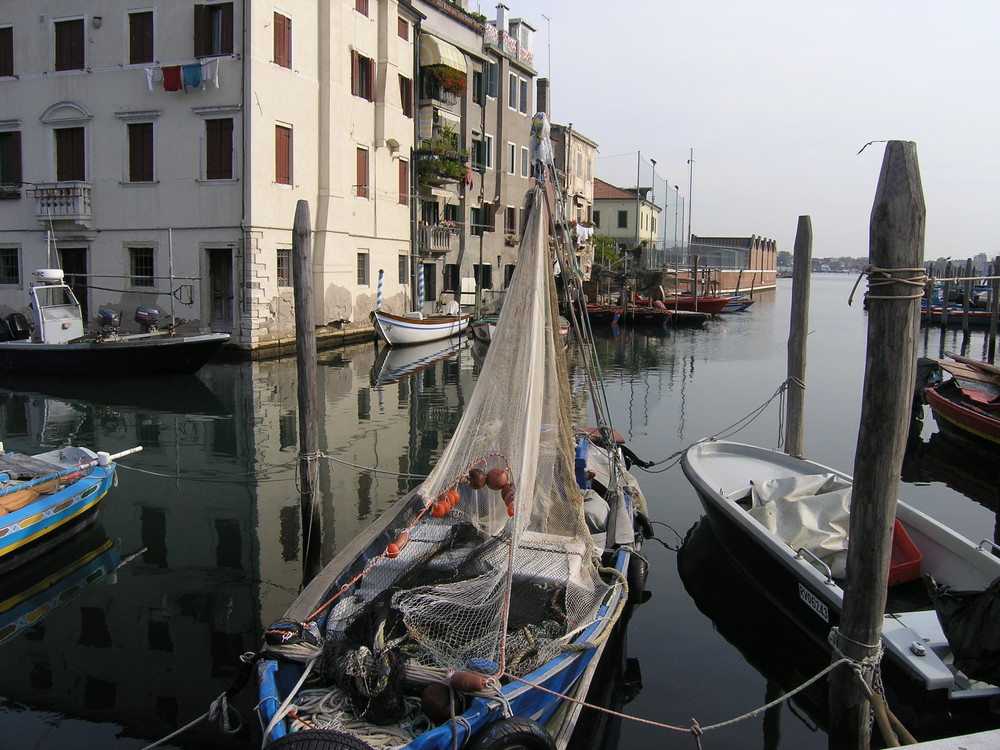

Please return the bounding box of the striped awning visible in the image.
[419,35,468,75]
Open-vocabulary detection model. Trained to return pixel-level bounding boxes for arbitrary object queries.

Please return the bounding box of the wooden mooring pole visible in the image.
[785,215,811,457]
[828,141,925,749]
[293,200,322,586]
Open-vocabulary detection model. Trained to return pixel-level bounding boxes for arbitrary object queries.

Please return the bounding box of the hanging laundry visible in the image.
[144,67,164,92]
[182,63,203,92]
[200,58,220,89]
[162,66,183,92]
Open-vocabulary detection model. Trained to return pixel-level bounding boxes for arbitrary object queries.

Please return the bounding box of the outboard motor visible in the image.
[134,306,160,333]
[4,312,30,341]
[97,308,121,334]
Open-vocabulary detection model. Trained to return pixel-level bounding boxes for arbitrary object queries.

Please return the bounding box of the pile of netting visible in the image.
[308,179,611,728]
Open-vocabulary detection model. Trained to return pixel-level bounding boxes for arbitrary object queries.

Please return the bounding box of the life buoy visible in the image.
[465,716,556,750]
[265,729,376,749]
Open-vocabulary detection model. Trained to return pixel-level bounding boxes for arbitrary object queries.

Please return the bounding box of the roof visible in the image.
[593,178,637,201]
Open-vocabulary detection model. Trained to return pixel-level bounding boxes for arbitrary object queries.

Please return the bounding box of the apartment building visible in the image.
[0,1,419,350]
[550,121,597,279]
[593,177,661,270]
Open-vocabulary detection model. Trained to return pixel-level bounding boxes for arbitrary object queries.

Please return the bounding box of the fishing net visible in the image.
[313,142,613,725]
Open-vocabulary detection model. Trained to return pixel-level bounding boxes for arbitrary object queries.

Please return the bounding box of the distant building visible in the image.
[593,177,660,270]
[549,121,597,279]
[690,234,777,293]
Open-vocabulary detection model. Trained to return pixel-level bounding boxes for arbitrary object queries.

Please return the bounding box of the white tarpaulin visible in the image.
[749,473,852,578]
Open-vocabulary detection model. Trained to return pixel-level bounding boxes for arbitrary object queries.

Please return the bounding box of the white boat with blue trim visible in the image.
[370,307,471,347]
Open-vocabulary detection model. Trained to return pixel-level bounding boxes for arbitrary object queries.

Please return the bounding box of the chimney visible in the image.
[536,78,550,117]
[495,3,509,32]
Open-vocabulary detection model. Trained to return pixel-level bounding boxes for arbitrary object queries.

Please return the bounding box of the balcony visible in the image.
[418,225,458,255]
[415,147,469,188]
[31,182,92,228]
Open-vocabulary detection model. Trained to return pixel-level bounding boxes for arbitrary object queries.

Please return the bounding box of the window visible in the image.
[275,125,292,185]
[55,127,85,181]
[443,264,460,292]
[520,146,529,178]
[127,122,154,182]
[0,131,22,195]
[617,210,628,229]
[398,159,408,205]
[351,51,375,101]
[519,79,528,114]
[397,17,409,40]
[129,11,154,64]
[472,70,484,104]
[0,248,19,285]
[356,0,369,16]
[399,74,413,117]
[593,210,601,227]
[506,142,516,174]
[470,206,484,237]
[397,254,407,285]
[356,147,369,198]
[357,252,369,286]
[194,3,234,58]
[273,12,291,68]
[54,18,85,71]
[277,249,292,287]
[0,26,12,77]
[444,204,460,224]
[508,73,517,109]
[471,135,493,173]
[129,247,155,287]
[504,206,516,235]
[474,264,493,290]
[422,262,437,301]
[504,264,516,288]
[205,118,234,179]
[486,61,498,98]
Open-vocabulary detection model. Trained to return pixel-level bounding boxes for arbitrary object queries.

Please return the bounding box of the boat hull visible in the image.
[681,439,1000,737]
[371,310,471,346]
[925,380,1000,451]
[0,333,229,377]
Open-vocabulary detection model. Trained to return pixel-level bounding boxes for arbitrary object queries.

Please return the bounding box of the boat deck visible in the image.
[0,453,61,480]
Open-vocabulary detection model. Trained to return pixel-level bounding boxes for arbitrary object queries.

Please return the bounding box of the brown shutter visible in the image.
[206,119,233,179]
[398,160,408,205]
[275,126,291,185]
[356,148,368,198]
[273,13,291,68]
[351,50,359,97]
[0,131,21,185]
[55,127,85,181]
[129,12,154,64]
[193,5,208,57]
[55,19,85,71]
[367,57,376,102]
[220,3,234,54]
[128,123,153,182]
[0,27,13,77]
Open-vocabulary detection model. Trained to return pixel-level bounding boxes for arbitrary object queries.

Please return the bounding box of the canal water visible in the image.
[0,274,996,749]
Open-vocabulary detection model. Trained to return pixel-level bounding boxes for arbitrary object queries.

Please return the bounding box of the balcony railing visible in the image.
[30,182,93,228]
[418,225,458,255]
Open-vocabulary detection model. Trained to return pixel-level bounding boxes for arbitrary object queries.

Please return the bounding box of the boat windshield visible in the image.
[34,286,79,310]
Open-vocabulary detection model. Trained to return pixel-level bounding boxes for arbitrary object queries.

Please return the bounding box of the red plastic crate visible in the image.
[888,519,922,586]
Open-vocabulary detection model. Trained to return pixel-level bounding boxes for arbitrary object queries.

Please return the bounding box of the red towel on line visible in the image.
[162,66,183,92]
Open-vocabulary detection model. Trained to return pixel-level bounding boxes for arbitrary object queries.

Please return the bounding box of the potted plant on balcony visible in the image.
[423,64,467,96]
[505,234,520,246]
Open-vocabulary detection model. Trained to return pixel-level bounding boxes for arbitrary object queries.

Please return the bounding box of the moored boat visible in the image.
[923,353,1000,453]
[681,439,1000,737]
[0,269,230,377]
[258,115,649,749]
[370,308,471,346]
[0,443,141,573]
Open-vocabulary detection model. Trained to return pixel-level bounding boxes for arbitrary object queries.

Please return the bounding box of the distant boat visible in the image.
[921,304,996,328]
[370,307,471,346]
[0,444,141,573]
[682,439,1000,737]
[0,269,230,377]
[720,294,755,313]
[658,294,731,315]
[923,353,1000,452]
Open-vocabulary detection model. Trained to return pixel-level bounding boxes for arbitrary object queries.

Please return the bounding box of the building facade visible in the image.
[0,0,538,350]
[550,121,597,280]
[593,177,660,270]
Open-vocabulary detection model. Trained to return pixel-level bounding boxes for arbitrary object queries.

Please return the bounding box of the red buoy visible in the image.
[467,468,487,489]
[386,530,409,558]
[486,467,508,491]
[501,483,514,503]
[449,671,487,692]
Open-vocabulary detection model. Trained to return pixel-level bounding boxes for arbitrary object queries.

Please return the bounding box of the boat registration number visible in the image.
[798,583,828,622]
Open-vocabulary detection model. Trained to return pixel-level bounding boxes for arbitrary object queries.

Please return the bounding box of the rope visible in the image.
[140,692,244,749]
[848,265,928,306]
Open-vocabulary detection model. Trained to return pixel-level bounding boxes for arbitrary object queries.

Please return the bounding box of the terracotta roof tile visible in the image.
[593,177,636,201]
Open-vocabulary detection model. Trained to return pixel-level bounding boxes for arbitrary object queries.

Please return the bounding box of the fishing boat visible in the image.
[657,294,731,315]
[370,307,471,347]
[584,303,621,326]
[681,439,1000,736]
[920,304,996,328]
[0,269,230,377]
[258,114,649,749]
[922,354,1000,452]
[0,443,141,573]
[720,294,755,313]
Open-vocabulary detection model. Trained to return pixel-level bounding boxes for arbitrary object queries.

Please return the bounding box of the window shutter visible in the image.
[220,3,235,54]
[366,57,376,102]
[1,26,14,77]
[129,12,154,64]
[273,13,290,68]
[55,127,85,182]
[356,147,368,198]
[275,126,291,184]
[128,123,153,182]
[351,50,359,97]
[398,160,408,205]
[4,131,22,185]
[193,5,208,58]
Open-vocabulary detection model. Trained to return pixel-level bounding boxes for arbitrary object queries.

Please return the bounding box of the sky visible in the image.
[485,0,1000,261]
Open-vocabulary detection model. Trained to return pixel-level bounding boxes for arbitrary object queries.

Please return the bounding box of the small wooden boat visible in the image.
[259,120,648,749]
[657,294,731,315]
[720,294,755,313]
[923,353,1000,452]
[0,444,141,573]
[0,269,230,377]
[370,308,471,346]
[585,304,621,325]
[681,439,1000,736]
[921,304,996,328]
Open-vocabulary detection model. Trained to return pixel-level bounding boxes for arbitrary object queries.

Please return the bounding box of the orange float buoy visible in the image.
[432,500,450,518]
[446,489,461,506]
[467,468,487,489]
[386,543,400,558]
[501,483,514,503]
[506,501,515,517]
[449,671,487,692]
[486,467,508,491]
[386,530,409,558]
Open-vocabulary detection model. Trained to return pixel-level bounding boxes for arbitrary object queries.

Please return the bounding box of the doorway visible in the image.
[58,247,89,322]
[208,248,234,332]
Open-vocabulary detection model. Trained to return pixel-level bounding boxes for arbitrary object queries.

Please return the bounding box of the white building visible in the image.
[0,1,420,350]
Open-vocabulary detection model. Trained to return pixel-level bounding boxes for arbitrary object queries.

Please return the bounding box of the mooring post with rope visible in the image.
[829,140,925,749]
[785,215,811,458]
[292,199,321,586]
